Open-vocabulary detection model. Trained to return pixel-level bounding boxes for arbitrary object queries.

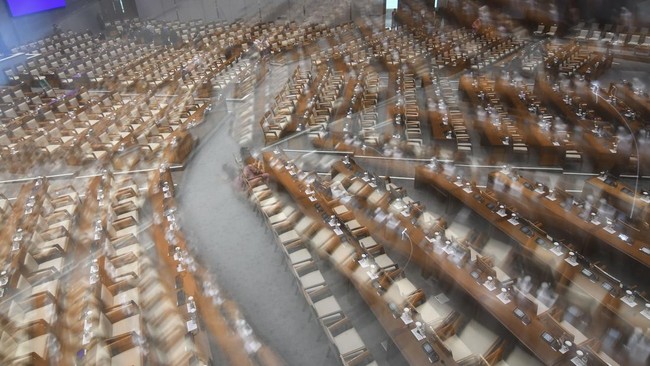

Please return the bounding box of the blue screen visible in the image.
[6,0,66,17]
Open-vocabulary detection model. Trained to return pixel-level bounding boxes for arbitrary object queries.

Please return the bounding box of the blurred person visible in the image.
[0,32,10,56]
[620,7,633,29]
[626,327,650,365]
[242,160,269,187]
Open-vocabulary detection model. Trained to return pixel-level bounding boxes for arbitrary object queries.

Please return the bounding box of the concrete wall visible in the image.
[0,0,102,49]
[135,0,289,23]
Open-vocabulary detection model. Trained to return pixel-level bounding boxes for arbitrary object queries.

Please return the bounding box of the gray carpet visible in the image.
[175,107,338,365]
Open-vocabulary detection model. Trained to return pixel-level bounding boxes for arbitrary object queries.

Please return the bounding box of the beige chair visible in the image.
[309,227,340,256]
[296,263,327,295]
[495,346,544,366]
[324,318,368,365]
[481,239,512,268]
[416,296,453,329]
[444,320,499,362]
[307,288,344,325]
[277,216,316,246]
[382,278,418,307]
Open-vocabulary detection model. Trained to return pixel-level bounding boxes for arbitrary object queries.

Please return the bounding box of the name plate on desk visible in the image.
[571,356,588,366]
[186,319,198,332]
[483,282,497,292]
[621,296,638,308]
[564,258,579,267]
[245,340,262,354]
[375,212,388,222]
[401,313,414,325]
[508,218,520,226]
[497,292,511,304]
[411,328,426,341]
[640,247,650,255]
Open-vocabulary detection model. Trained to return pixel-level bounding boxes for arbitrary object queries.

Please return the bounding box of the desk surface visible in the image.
[264,151,455,365]
[333,160,571,365]
[486,170,650,269]
[415,165,650,331]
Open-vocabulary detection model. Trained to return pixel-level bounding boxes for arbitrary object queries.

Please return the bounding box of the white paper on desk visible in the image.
[621,296,638,308]
[570,356,588,366]
[497,293,511,304]
[411,328,426,341]
[367,271,379,280]
[400,313,414,325]
[545,195,557,201]
[308,195,317,202]
[550,246,564,256]
[564,258,579,267]
[591,219,601,226]
[375,212,388,222]
[401,210,410,217]
[245,340,262,354]
[334,227,344,236]
[454,181,463,187]
[641,309,650,320]
[604,226,616,234]
[359,259,370,268]
[186,319,198,332]
[535,188,545,194]
[641,247,650,255]
[508,218,520,226]
[483,282,497,291]
[369,183,377,188]
[552,141,560,146]
[463,187,473,194]
[497,211,508,217]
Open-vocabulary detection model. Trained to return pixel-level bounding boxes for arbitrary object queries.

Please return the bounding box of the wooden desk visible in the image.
[582,175,650,225]
[486,170,650,269]
[415,165,650,333]
[264,151,455,365]
[331,160,573,365]
[149,168,284,366]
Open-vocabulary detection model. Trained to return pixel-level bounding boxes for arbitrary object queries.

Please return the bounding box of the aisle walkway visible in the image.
[175,103,337,365]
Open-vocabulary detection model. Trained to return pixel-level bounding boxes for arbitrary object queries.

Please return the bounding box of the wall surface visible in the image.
[135,0,289,23]
[0,0,103,49]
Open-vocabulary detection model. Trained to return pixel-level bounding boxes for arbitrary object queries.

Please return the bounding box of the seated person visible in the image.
[242,160,269,187]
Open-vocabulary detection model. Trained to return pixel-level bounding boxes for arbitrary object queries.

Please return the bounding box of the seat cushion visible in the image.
[334,328,365,356]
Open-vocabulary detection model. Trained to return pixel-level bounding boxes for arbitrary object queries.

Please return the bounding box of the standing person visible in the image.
[0,32,10,56]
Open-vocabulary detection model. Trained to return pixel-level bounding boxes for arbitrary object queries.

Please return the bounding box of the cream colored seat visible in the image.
[495,346,543,366]
[383,278,417,307]
[416,296,453,328]
[444,320,499,361]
